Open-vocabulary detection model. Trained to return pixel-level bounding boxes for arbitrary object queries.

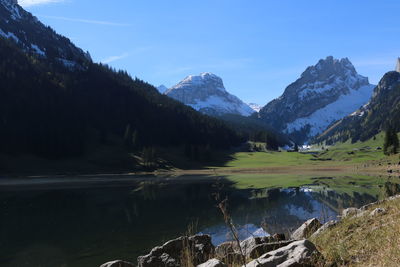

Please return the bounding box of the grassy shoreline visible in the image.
[2,133,399,193]
[311,195,400,266]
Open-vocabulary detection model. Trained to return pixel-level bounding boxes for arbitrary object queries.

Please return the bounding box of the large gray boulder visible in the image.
[244,240,321,267]
[310,220,337,239]
[291,218,322,240]
[197,258,227,267]
[215,241,238,258]
[240,236,285,257]
[341,207,367,218]
[248,240,295,259]
[100,260,135,267]
[341,207,360,218]
[137,234,214,267]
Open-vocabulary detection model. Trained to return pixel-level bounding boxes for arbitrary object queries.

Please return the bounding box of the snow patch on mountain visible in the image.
[1,0,21,20]
[166,72,254,116]
[258,56,374,143]
[189,95,254,116]
[30,43,45,56]
[0,28,19,42]
[248,103,262,112]
[172,72,227,93]
[285,84,375,136]
[0,0,91,70]
[57,58,77,69]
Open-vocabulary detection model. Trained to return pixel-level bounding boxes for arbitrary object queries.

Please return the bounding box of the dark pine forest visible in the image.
[0,37,244,161]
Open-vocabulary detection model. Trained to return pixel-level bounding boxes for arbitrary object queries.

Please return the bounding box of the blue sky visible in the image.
[20,0,400,105]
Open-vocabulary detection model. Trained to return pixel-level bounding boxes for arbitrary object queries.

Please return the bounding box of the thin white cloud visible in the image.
[37,15,131,27]
[102,53,131,64]
[101,47,154,64]
[19,0,65,7]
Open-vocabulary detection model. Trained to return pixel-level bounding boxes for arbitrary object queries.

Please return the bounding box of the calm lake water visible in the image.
[0,174,388,266]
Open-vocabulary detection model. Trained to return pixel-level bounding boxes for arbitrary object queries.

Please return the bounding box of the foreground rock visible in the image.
[248,240,295,259]
[310,220,337,239]
[137,234,214,267]
[222,235,287,257]
[341,207,364,218]
[220,252,243,265]
[369,207,386,217]
[215,241,238,258]
[197,258,227,267]
[100,260,135,267]
[291,218,322,240]
[245,240,321,267]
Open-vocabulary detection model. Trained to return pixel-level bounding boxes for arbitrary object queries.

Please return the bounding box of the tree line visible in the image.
[0,38,242,160]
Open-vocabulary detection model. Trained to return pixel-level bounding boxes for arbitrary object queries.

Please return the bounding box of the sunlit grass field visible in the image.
[205,132,396,192]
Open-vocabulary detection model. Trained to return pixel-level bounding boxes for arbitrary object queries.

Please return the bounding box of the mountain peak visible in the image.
[1,0,17,6]
[0,1,91,68]
[259,56,374,143]
[301,56,357,80]
[156,84,168,94]
[1,0,22,20]
[248,103,262,113]
[165,73,253,116]
[173,72,226,93]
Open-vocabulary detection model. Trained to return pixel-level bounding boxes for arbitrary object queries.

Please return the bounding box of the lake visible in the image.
[0,174,391,266]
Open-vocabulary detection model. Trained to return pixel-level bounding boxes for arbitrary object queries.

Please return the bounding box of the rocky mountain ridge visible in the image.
[165,72,254,116]
[316,69,400,144]
[0,0,91,69]
[258,56,375,143]
[248,103,262,112]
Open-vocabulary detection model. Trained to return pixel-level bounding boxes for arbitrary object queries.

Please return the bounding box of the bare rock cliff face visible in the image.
[165,73,254,117]
[258,56,374,143]
[0,0,91,69]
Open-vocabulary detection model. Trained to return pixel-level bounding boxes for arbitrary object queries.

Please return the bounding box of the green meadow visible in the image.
[204,132,396,193]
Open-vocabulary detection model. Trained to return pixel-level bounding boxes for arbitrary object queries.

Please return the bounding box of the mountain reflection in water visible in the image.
[0,174,390,267]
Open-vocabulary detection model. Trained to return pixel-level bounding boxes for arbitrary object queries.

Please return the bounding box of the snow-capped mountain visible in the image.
[258,56,375,143]
[165,72,254,116]
[317,68,400,144]
[0,0,91,69]
[157,85,168,94]
[248,103,262,113]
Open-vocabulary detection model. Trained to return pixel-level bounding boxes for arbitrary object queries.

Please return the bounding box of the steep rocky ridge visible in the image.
[316,70,400,144]
[165,73,254,116]
[258,56,375,143]
[0,0,91,69]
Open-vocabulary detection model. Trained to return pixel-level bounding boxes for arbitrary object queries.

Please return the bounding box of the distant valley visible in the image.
[160,56,383,144]
[0,0,399,171]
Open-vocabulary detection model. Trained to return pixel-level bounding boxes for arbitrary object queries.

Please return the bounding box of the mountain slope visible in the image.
[165,72,254,116]
[157,85,168,94]
[258,56,374,143]
[248,103,262,113]
[0,0,91,68]
[0,2,242,165]
[316,70,400,144]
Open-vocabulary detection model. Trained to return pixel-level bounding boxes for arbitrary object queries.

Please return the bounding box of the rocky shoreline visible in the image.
[100,195,400,267]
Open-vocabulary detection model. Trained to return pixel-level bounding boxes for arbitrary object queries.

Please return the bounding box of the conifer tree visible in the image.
[384,127,399,155]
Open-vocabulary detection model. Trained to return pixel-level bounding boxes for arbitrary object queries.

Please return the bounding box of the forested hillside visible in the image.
[0,37,242,161]
[316,71,400,144]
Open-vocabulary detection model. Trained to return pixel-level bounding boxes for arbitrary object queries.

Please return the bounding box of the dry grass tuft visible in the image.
[311,197,400,266]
